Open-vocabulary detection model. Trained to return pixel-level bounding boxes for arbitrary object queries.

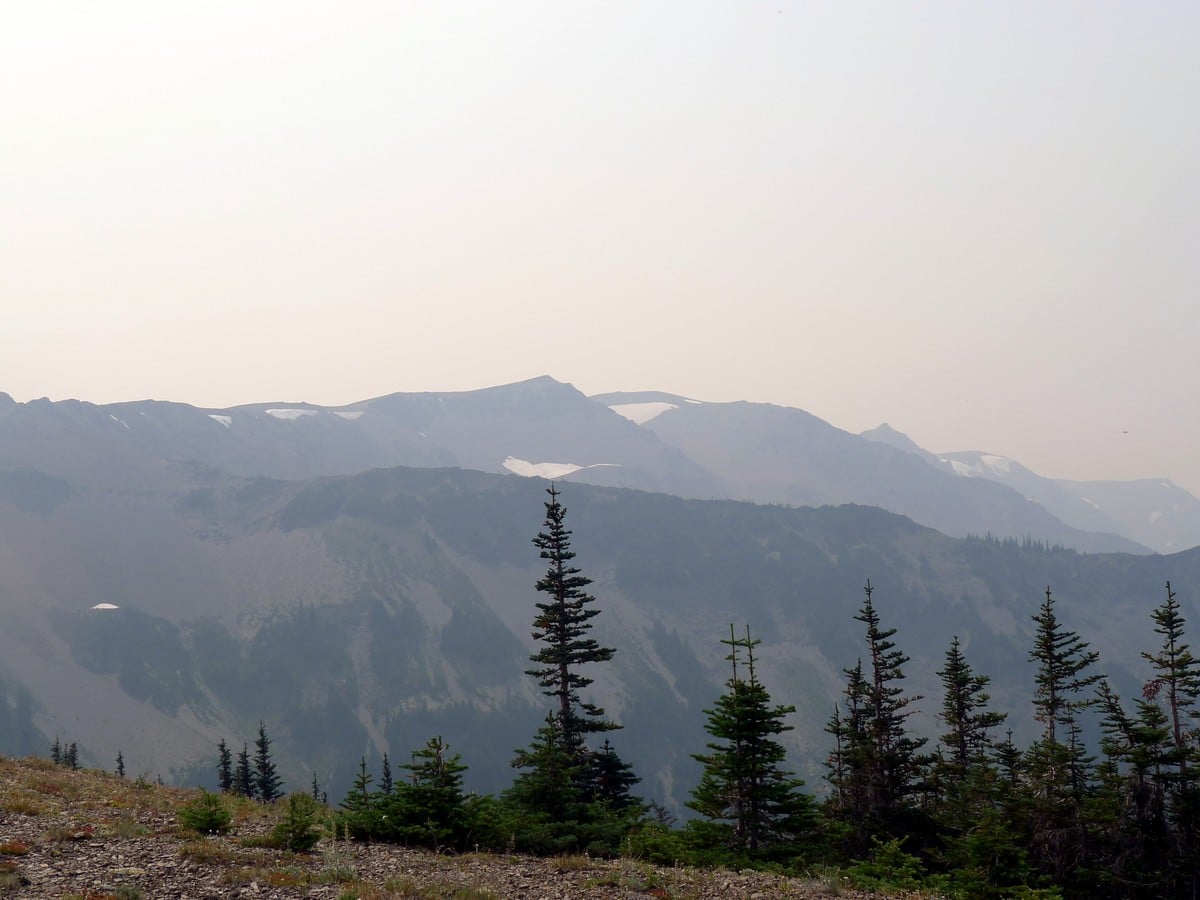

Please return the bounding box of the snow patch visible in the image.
[265,408,317,421]
[942,455,1009,479]
[980,454,1011,476]
[90,603,119,611]
[1081,497,1101,510]
[334,411,364,421]
[109,414,129,430]
[1148,509,1164,524]
[503,456,620,480]
[209,414,232,428]
[946,460,974,478]
[609,402,678,425]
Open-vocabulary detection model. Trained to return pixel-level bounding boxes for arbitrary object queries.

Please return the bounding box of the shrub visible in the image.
[177,788,232,834]
[271,792,323,853]
[621,821,692,867]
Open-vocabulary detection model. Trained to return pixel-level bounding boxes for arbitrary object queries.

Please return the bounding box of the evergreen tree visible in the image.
[825,659,872,841]
[65,742,79,770]
[935,636,1006,830]
[51,737,62,766]
[583,739,640,812]
[855,581,928,822]
[688,625,816,859]
[515,484,635,815]
[311,772,322,803]
[1093,680,1173,894]
[253,721,283,802]
[1108,581,1200,896]
[234,743,255,798]
[339,756,379,838]
[116,750,125,778]
[388,736,471,850]
[1024,586,1102,887]
[350,756,373,804]
[526,484,618,744]
[510,714,585,824]
[380,752,393,796]
[216,739,233,793]
[1030,586,1102,750]
[1144,582,1200,744]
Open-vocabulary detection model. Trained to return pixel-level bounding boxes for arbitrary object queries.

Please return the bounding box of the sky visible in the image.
[3,2,1198,492]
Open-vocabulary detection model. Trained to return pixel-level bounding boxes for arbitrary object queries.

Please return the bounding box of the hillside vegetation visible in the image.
[0,755,864,899]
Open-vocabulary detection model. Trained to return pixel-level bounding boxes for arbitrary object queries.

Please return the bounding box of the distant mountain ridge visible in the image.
[1,375,1192,551]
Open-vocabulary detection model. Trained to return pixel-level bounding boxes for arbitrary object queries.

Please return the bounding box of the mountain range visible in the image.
[1,376,1197,811]
[2,376,1195,552]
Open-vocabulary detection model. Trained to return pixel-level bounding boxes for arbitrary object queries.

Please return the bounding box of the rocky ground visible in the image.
[0,756,881,899]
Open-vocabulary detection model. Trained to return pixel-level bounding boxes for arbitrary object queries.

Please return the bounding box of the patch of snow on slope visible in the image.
[609,402,678,424]
[265,408,317,421]
[90,603,119,610]
[945,459,974,477]
[981,455,1011,476]
[334,411,364,421]
[503,457,620,480]
[1149,509,1163,524]
[209,414,232,428]
[1081,497,1101,510]
[109,414,129,429]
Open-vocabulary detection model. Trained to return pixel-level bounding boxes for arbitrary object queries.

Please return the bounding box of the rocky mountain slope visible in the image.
[597,392,1143,553]
[1,460,1196,811]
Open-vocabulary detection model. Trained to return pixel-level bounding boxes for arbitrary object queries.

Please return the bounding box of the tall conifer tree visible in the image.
[515,484,637,813]
[525,484,618,748]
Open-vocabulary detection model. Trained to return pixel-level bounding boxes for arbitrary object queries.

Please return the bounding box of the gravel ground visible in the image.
[0,757,880,899]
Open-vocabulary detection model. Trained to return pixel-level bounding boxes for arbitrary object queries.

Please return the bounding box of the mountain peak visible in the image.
[860,423,927,457]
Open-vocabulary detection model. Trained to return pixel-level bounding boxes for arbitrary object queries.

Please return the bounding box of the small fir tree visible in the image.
[1024,586,1103,887]
[1142,581,1200,897]
[380,752,393,795]
[217,739,233,793]
[311,772,322,802]
[935,636,1006,830]
[65,742,79,770]
[234,743,255,798]
[1030,587,1102,750]
[339,756,378,838]
[857,582,927,812]
[254,721,283,802]
[389,736,471,850]
[825,659,872,841]
[510,713,585,825]
[116,750,125,778]
[51,737,62,766]
[688,625,816,859]
[584,739,641,812]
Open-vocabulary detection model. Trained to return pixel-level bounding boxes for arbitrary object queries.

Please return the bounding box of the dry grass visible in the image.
[547,853,594,871]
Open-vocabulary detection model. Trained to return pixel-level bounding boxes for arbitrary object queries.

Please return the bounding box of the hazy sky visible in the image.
[3,3,1198,492]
